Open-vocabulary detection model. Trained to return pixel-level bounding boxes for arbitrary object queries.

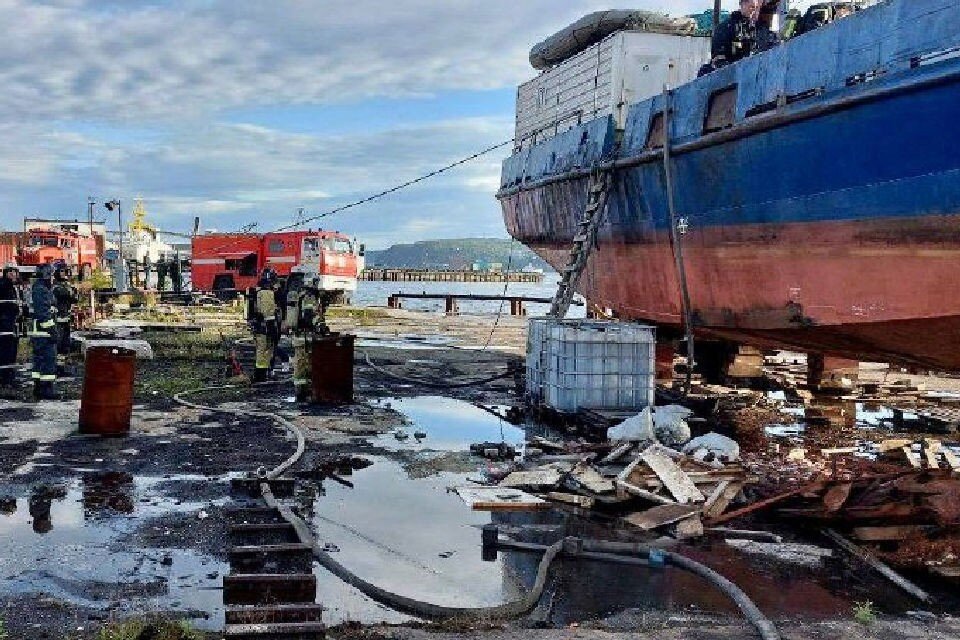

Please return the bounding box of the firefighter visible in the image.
[29,264,58,400]
[292,275,332,401]
[0,264,22,390]
[52,262,79,375]
[252,268,280,383]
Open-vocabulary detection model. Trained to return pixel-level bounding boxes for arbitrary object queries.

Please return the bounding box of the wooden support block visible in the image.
[230,523,300,546]
[231,477,296,498]
[673,515,705,540]
[639,446,704,504]
[229,543,314,573]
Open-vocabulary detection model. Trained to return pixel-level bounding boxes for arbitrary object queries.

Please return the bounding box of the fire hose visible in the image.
[173,384,780,639]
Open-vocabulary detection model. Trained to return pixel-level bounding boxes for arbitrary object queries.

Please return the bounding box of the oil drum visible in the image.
[310,333,354,404]
[79,346,137,435]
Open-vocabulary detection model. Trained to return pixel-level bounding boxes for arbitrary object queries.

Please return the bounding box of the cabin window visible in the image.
[704,85,738,134]
[644,112,665,150]
[225,253,258,276]
[268,240,285,253]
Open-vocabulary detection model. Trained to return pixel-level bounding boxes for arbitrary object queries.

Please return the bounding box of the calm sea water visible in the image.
[353,272,586,318]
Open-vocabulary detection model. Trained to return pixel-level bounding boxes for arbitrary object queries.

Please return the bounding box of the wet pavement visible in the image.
[0,473,229,630]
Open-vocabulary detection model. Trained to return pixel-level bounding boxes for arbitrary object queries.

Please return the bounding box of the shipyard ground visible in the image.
[1,307,959,639]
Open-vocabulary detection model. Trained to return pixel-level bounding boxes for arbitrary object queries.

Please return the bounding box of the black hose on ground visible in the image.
[174,384,780,638]
[361,351,512,389]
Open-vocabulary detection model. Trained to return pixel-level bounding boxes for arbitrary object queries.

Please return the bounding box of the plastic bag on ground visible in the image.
[608,407,654,442]
[683,432,741,463]
[653,405,693,448]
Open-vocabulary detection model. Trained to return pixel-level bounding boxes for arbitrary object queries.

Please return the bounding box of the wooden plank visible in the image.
[570,463,615,494]
[499,469,562,490]
[942,448,960,472]
[225,603,325,625]
[223,574,317,606]
[545,492,595,509]
[821,447,859,456]
[624,504,700,531]
[902,446,923,469]
[225,622,327,637]
[673,515,705,540]
[454,486,549,511]
[639,446,704,504]
[703,480,732,514]
[852,526,927,542]
[703,481,742,519]
[602,442,634,464]
[706,485,812,525]
[615,479,676,505]
[823,483,854,513]
[925,439,942,470]
[823,529,932,603]
[876,439,913,453]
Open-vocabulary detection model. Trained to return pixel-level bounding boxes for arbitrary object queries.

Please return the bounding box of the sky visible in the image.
[1,0,747,249]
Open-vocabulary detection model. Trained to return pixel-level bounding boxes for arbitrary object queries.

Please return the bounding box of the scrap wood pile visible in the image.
[710,468,960,577]
[457,405,754,541]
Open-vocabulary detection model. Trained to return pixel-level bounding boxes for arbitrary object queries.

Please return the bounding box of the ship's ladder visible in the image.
[548,169,614,319]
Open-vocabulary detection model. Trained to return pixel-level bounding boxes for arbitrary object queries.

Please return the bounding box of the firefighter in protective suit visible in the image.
[292,275,331,401]
[29,264,59,400]
[252,268,280,383]
[52,262,79,375]
[0,264,23,390]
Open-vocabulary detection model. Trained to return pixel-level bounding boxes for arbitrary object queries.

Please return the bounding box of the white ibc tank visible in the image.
[526,319,656,412]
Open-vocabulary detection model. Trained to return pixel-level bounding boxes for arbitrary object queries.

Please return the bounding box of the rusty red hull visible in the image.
[514,215,960,370]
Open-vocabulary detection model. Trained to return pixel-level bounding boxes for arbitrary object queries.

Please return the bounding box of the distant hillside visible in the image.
[366,238,551,271]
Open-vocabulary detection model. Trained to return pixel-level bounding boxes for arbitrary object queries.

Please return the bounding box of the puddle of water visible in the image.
[0,474,228,629]
[370,396,526,452]
[312,458,523,624]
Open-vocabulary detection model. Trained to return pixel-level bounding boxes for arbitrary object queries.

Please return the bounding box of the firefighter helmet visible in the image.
[37,263,53,281]
[258,267,278,288]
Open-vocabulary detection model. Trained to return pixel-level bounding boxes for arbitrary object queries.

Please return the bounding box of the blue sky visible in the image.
[1,0,744,249]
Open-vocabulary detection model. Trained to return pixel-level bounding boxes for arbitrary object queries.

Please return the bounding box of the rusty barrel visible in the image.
[79,346,137,435]
[311,333,354,404]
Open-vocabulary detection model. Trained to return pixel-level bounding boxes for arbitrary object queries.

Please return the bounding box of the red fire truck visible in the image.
[17,228,100,279]
[190,230,364,298]
[0,233,17,268]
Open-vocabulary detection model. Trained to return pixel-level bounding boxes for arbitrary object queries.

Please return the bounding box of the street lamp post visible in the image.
[104,200,125,292]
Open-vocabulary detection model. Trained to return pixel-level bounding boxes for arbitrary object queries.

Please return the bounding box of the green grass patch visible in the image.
[96,618,204,640]
[853,600,877,626]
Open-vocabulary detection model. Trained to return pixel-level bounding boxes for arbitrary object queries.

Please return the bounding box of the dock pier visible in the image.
[386,292,581,316]
[362,268,543,283]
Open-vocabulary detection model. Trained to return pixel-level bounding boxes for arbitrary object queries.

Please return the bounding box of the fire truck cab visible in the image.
[18,229,99,279]
[191,230,364,299]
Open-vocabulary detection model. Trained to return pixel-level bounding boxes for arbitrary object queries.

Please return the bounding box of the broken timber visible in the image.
[823,528,933,603]
[639,446,704,504]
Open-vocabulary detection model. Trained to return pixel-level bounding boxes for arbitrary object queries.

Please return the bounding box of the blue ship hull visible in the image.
[498,0,960,369]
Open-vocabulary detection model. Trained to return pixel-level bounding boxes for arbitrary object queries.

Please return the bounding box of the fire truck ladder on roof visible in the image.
[548,170,614,319]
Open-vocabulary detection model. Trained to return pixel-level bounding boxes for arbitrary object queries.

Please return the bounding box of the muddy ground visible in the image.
[0,306,959,639]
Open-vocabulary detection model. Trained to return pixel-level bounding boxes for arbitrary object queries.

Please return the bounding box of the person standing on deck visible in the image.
[0,265,23,391]
[29,264,59,400]
[712,0,762,65]
[291,275,331,402]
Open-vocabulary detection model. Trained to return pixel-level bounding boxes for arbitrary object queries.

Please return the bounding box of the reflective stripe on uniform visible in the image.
[39,374,56,381]
[28,332,52,338]
[56,318,71,324]
[39,320,55,329]
[0,332,16,336]
[31,371,41,379]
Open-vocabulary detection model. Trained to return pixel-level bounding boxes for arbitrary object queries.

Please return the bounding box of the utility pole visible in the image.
[105,200,125,292]
[87,197,95,237]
